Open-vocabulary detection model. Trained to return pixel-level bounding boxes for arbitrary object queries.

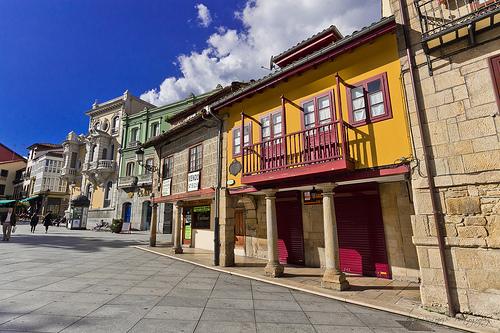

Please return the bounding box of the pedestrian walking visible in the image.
[43,211,53,234]
[1,207,17,241]
[30,213,39,233]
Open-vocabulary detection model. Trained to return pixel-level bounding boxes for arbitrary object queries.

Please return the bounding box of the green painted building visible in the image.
[116,90,217,232]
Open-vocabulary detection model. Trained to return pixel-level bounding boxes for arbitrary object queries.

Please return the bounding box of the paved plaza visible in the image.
[0,224,465,333]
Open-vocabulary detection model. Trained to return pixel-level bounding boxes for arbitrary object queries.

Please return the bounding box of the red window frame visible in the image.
[489,54,500,112]
[301,91,336,129]
[162,155,174,179]
[259,110,283,142]
[346,72,393,127]
[188,144,203,172]
[232,123,252,157]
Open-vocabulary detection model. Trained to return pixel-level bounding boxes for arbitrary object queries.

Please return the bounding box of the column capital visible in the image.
[316,183,337,194]
[175,200,184,208]
[261,189,277,198]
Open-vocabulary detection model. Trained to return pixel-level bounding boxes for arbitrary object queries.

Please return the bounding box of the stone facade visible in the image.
[223,181,418,282]
[390,0,500,319]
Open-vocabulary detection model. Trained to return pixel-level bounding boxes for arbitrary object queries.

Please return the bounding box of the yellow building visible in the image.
[211,16,419,288]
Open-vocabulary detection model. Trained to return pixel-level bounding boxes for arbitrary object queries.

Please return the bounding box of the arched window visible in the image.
[90,145,96,161]
[131,128,139,142]
[112,116,119,131]
[86,184,93,204]
[103,181,112,207]
[109,145,114,160]
[145,158,154,174]
[126,162,135,176]
[150,122,159,138]
[101,148,108,160]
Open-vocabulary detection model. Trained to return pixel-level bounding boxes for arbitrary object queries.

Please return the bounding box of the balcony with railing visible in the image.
[415,0,499,51]
[241,120,355,187]
[82,160,116,174]
[61,167,78,177]
[118,176,138,189]
[137,173,152,186]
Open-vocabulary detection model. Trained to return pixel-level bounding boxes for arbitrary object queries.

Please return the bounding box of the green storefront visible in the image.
[116,90,217,232]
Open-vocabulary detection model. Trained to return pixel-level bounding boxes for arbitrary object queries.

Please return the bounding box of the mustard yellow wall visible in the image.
[223,33,411,188]
[91,187,104,208]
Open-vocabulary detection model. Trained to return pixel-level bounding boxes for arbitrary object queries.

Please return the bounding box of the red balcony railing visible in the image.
[242,120,353,178]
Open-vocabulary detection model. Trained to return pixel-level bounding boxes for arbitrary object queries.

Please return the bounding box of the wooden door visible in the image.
[234,210,245,251]
[276,191,305,265]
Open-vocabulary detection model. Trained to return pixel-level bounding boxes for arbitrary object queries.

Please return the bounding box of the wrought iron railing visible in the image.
[242,120,352,177]
[416,0,499,39]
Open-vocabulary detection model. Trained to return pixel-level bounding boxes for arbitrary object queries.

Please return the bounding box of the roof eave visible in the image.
[212,16,396,111]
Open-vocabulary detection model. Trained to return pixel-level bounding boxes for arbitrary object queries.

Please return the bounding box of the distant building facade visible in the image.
[117,91,214,232]
[0,143,26,200]
[79,90,154,227]
[22,143,67,216]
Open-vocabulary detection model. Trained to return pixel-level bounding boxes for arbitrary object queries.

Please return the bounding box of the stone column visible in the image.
[219,189,235,267]
[262,189,284,277]
[172,201,183,254]
[318,183,349,290]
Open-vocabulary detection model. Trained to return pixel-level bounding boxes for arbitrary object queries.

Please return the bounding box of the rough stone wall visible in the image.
[244,195,268,260]
[390,0,500,318]
[302,203,325,267]
[379,181,420,282]
[160,124,218,195]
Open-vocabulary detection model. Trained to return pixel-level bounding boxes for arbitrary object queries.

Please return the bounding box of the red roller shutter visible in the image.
[276,191,305,265]
[334,183,391,279]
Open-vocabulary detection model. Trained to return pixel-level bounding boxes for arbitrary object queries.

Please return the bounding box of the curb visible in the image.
[133,245,493,333]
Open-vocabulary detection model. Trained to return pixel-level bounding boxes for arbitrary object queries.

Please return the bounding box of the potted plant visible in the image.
[110,218,123,233]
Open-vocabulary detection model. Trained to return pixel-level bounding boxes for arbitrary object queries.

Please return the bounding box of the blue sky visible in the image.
[0,0,379,155]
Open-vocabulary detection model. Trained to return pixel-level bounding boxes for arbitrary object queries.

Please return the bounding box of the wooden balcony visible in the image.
[241,120,354,187]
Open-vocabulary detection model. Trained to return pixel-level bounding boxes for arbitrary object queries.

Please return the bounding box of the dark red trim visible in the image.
[228,186,258,195]
[346,72,393,127]
[213,20,396,111]
[300,91,335,130]
[241,164,409,190]
[232,123,252,157]
[488,53,500,114]
[242,159,354,186]
[155,187,215,203]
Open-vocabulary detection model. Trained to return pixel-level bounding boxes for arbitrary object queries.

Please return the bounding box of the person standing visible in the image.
[2,207,17,241]
[43,211,52,234]
[30,213,39,233]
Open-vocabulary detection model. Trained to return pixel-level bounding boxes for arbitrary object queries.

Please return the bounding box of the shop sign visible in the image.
[187,171,200,192]
[162,178,172,196]
[193,206,210,213]
[184,224,191,240]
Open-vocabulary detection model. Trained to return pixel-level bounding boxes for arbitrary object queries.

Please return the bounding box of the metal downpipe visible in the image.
[397,0,456,317]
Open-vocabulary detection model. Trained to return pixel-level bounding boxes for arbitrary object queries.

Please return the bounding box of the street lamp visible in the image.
[135,147,161,247]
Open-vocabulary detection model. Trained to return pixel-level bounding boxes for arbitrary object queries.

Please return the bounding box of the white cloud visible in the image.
[142,0,380,106]
[196,3,212,27]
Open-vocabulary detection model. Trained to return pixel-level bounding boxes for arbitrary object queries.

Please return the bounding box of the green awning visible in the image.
[20,196,39,202]
[0,200,16,206]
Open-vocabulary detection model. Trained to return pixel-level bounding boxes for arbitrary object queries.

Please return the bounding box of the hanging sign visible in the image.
[162,178,172,196]
[187,171,200,192]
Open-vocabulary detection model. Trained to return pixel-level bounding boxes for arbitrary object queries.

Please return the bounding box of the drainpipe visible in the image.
[204,105,222,266]
[397,0,455,317]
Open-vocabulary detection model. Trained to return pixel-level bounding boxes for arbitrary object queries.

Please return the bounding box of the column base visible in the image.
[172,247,183,254]
[264,262,284,278]
[321,269,350,291]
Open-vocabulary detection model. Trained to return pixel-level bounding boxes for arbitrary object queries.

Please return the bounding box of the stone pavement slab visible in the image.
[0,224,470,333]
